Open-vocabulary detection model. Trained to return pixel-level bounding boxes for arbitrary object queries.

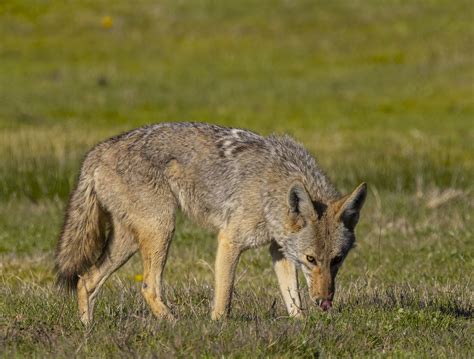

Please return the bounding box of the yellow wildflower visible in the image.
[101,16,113,29]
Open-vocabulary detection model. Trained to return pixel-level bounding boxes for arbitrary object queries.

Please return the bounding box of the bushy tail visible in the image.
[55,167,107,292]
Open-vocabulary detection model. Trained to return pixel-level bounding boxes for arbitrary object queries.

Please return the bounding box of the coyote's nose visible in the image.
[319,299,332,311]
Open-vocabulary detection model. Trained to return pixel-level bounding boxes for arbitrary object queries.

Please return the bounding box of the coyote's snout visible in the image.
[55,122,367,324]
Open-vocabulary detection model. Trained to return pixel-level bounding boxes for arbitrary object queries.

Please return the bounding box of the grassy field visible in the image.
[1,0,473,357]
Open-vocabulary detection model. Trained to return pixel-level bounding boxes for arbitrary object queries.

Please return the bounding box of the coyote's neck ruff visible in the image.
[56,122,366,323]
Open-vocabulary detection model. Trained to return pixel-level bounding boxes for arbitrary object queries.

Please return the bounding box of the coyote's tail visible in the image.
[55,165,107,292]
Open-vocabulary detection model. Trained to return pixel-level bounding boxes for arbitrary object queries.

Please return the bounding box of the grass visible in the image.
[0,0,473,357]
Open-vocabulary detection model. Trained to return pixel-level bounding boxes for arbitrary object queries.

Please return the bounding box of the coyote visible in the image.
[56,122,367,324]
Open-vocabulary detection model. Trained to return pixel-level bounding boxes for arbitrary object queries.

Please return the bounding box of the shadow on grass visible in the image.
[338,285,473,320]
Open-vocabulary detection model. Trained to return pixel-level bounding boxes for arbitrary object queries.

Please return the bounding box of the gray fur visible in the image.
[55,122,367,322]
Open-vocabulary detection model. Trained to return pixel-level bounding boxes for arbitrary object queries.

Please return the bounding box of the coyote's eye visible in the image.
[331,255,343,266]
[306,255,316,264]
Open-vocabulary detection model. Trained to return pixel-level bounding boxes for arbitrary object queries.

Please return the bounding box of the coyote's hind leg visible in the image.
[77,220,138,325]
[136,210,176,321]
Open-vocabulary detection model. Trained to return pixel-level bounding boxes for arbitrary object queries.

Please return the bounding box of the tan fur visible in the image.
[270,240,302,318]
[211,229,242,320]
[55,123,367,324]
[77,219,138,324]
[310,266,334,301]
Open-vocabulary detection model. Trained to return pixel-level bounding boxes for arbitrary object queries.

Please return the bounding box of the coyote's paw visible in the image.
[211,309,227,321]
[290,310,304,320]
[158,308,176,322]
[150,302,176,322]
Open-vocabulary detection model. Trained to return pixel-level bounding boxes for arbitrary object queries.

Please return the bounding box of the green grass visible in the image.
[0,0,473,357]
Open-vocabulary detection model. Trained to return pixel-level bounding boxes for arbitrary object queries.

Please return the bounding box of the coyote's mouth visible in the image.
[318,299,332,311]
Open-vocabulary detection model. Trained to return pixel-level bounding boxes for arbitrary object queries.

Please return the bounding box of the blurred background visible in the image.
[0,1,472,356]
[1,0,472,201]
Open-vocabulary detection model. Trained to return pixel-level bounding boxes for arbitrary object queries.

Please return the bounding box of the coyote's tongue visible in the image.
[320,300,332,311]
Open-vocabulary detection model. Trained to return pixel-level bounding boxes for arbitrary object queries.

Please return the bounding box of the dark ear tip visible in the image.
[353,182,368,208]
[358,182,368,197]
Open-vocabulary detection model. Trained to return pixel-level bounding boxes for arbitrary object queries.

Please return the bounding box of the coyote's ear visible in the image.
[335,182,367,231]
[288,182,315,223]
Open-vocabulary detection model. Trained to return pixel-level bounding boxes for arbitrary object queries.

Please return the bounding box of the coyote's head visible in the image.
[284,182,367,311]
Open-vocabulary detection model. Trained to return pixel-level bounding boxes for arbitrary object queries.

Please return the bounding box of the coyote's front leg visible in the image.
[211,229,242,320]
[270,240,303,318]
